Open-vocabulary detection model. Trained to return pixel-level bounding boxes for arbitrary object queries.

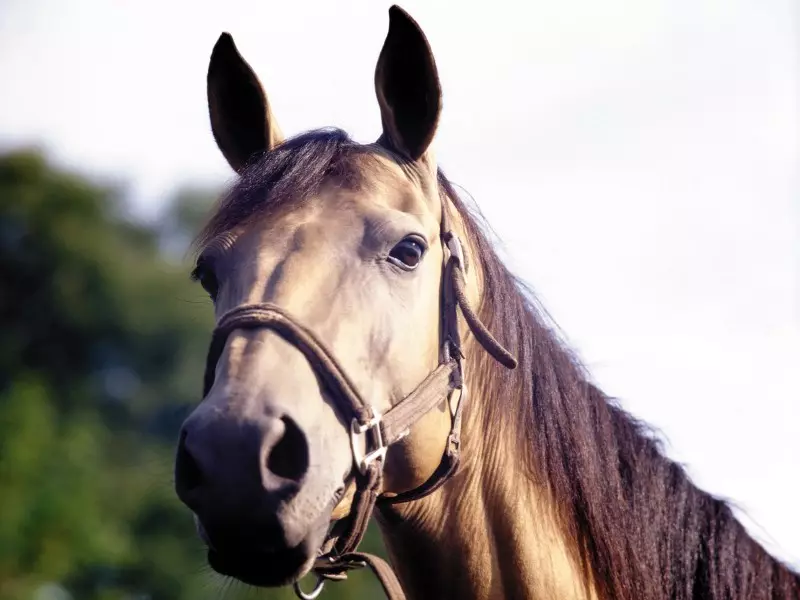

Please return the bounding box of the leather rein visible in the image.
[201,197,517,600]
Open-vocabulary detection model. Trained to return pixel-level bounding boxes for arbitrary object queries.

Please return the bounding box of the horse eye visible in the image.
[388,237,426,270]
[192,264,219,300]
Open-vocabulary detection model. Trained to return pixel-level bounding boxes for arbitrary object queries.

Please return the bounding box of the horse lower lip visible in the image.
[196,521,216,550]
[208,546,310,587]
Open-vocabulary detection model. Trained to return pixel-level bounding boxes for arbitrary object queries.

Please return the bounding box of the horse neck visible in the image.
[374,359,599,600]
[373,188,800,598]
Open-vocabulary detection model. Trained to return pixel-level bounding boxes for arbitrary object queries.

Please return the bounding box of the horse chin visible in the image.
[206,539,318,587]
[199,513,331,588]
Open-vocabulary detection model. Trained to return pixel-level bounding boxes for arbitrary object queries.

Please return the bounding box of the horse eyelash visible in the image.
[190,255,213,282]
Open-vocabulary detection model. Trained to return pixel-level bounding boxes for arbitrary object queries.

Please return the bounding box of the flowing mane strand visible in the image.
[439,175,800,600]
[193,128,800,600]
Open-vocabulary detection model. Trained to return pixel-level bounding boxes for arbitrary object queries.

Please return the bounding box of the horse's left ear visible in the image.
[207,33,284,174]
[375,6,442,163]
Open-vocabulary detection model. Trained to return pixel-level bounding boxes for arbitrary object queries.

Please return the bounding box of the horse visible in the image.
[173,6,800,600]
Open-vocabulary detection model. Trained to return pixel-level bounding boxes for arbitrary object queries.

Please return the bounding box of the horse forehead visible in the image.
[282,169,434,237]
[322,180,432,227]
[232,154,436,260]
[362,153,436,212]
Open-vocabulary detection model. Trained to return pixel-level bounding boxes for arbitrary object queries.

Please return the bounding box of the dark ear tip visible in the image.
[212,32,236,56]
[388,5,419,28]
[209,33,242,78]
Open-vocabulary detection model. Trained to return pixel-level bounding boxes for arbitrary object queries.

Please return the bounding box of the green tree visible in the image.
[0,149,386,600]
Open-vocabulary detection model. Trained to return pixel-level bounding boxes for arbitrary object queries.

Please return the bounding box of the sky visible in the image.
[1,0,798,568]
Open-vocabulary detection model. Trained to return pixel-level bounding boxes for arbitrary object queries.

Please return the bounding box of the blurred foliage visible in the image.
[0,149,386,600]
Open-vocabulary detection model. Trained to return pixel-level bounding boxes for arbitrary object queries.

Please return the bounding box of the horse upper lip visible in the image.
[197,519,287,555]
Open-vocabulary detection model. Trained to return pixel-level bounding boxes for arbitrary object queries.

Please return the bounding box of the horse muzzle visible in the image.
[174,405,341,586]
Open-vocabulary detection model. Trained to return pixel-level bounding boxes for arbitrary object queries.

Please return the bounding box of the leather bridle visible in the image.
[201,195,517,600]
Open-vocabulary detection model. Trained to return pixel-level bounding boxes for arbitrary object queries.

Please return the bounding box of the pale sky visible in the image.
[1,0,798,568]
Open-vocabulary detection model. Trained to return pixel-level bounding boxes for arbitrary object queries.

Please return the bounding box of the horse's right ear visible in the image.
[207,33,284,174]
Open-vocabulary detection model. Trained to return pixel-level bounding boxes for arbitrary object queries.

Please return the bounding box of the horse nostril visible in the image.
[266,415,309,483]
[175,429,204,495]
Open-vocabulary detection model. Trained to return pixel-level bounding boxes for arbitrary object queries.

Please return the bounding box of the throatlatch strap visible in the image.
[451,266,517,369]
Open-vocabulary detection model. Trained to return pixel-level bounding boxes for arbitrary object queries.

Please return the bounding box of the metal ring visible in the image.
[293,576,325,600]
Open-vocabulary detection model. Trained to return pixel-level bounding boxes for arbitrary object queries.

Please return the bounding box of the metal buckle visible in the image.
[294,576,325,600]
[350,409,387,475]
[446,233,465,269]
[448,352,467,422]
[448,382,467,420]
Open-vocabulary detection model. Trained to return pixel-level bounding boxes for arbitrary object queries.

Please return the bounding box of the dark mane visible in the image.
[194,128,800,600]
[439,175,800,599]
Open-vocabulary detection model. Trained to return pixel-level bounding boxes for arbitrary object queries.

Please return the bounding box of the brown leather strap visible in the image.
[379,361,461,446]
[204,305,370,418]
[348,553,407,599]
[450,263,517,369]
[332,459,383,555]
[378,382,466,505]
[315,552,407,600]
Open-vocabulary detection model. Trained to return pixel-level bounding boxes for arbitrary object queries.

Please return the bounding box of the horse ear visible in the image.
[207,33,284,174]
[375,6,442,162]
